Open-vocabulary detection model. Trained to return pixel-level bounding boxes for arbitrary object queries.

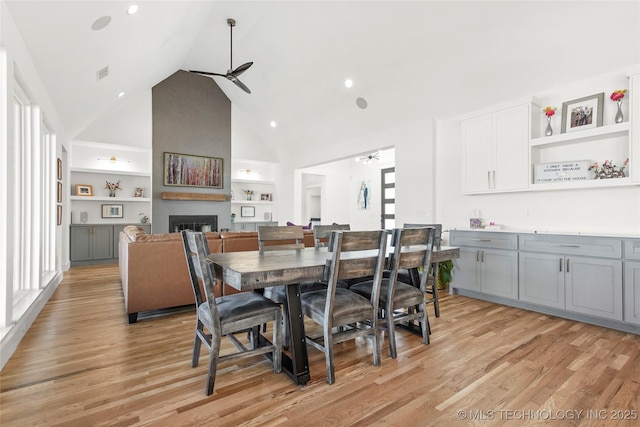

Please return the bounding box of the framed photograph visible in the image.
[57,182,62,203]
[134,187,145,197]
[57,158,62,181]
[241,206,255,217]
[561,92,604,133]
[75,184,93,196]
[260,193,272,201]
[101,204,123,218]
[57,205,62,226]
[163,152,223,188]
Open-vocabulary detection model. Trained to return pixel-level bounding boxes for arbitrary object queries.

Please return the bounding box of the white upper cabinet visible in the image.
[461,103,531,194]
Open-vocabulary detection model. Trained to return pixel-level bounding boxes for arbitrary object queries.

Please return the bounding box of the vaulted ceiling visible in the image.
[5,1,640,162]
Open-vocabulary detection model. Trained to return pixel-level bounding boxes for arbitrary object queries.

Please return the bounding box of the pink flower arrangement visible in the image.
[610,89,627,102]
[542,106,556,117]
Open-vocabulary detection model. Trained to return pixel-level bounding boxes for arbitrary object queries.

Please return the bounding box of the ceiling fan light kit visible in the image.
[189,18,253,94]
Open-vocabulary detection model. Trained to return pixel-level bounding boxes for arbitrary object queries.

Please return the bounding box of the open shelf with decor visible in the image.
[528,68,638,189]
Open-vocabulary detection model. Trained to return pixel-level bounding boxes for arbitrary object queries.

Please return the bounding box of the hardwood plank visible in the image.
[1,265,639,426]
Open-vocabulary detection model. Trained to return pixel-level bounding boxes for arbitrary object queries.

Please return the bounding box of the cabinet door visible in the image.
[70,226,92,261]
[565,256,622,321]
[92,226,114,260]
[480,249,518,299]
[624,261,640,325]
[451,247,481,291]
[461,115,493,193]
[519,252,564,309]
[493,104,529,191]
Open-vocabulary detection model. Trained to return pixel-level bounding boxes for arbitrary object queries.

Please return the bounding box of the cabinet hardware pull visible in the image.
[566,258,570,273]
[492,170,496,189]
[476,250,480,262]
[550,244,580,248]
[471,239,491,242]
[487,171,491,188]
[481,250,485,262]
[559,258,562,272]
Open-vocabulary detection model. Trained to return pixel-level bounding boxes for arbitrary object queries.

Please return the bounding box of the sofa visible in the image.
[118,226,315,323]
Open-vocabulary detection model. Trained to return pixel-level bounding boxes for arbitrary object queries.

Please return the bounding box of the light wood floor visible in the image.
[1,265,639,426]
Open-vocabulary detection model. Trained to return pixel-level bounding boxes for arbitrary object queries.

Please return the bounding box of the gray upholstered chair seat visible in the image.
[350,279,424,310]
[301,288,373,326]
[199,292,282,326]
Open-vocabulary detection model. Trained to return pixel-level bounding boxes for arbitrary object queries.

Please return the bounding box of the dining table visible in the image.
[207,244,460,385]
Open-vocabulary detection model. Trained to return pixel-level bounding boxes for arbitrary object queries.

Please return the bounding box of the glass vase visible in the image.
[615,99,624,123]
[109,189,116,197]
[545,116,553,136]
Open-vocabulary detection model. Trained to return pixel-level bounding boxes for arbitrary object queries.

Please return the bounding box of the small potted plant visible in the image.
[139,213,149,224]
[437,260,454,290]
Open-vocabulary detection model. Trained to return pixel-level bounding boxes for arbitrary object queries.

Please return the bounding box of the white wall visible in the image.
[436,67,640,240]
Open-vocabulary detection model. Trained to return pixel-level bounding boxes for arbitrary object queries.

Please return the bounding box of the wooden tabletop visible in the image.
[207,246,460,292]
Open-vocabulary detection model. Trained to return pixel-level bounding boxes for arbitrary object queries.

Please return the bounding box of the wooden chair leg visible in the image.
[325,328,335,384]
[192,321,203,367]
[273,311,283,373]
[387,314,398,359]
[206,333,222,396]
[419,303,430,345]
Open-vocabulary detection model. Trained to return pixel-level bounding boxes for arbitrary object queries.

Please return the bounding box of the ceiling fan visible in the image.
[189,18,253,94]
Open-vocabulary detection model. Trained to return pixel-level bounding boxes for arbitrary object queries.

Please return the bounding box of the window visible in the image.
[380,167,395,230]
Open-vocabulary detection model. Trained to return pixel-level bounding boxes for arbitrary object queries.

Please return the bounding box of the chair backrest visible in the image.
[387,227,436,298]
[403,223,442,248]
[313,224,350,248]
[181,230,220,327]
[324,230,388,315]
[258,225,305,252]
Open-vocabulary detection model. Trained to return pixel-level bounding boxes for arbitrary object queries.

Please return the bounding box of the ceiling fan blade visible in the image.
[230,62,253,77]
[189,70,226,77]
[226,75,251,94]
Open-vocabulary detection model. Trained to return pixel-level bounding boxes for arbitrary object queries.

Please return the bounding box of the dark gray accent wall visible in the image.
[152,70,231,233]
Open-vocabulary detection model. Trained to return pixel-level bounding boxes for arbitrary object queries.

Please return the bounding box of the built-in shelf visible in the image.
[530,122,630,147]
[71,196,151,202]
[528,177,633,191]
[231,200,273,205]
[70,167,151,177]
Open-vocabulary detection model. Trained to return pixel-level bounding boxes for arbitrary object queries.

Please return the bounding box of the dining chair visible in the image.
[300,229,388,384]
[402,223,443,317]
[350,226,436,358]
[313,224,350,248]
[181,230,283,396]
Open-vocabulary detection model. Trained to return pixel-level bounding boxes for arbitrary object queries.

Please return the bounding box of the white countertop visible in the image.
[448,227,640,239]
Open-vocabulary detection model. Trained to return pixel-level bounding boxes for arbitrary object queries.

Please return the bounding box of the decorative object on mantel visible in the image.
[542,106,557,136]
[588,158,629,179]
[139,213,149,223]
[242,188,254,200]
[561,92,604,133]
[105,180,122,197]
[230,213,236,223]
[610,89,627,123]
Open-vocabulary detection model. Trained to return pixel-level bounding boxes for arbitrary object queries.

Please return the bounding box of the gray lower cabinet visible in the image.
[71,224,151,266]
[624,261,640,325]
[519,252,564,309]
[450,231,518,299]
[519,234,623,321]
[70,225,113,264]
[230,221,277,232]
[451,230,636,333]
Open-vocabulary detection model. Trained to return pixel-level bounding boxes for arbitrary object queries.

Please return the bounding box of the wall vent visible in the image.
[96,66,109,81]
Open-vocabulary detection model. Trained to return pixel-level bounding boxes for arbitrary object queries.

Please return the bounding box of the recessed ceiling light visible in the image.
[344,79,353,88]
[270,121,277,128]
[126,5,139,15]
[91,16,112,31]
[118,92,125,98]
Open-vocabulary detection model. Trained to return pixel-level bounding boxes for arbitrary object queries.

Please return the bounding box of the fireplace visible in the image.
[169,215,218,233]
